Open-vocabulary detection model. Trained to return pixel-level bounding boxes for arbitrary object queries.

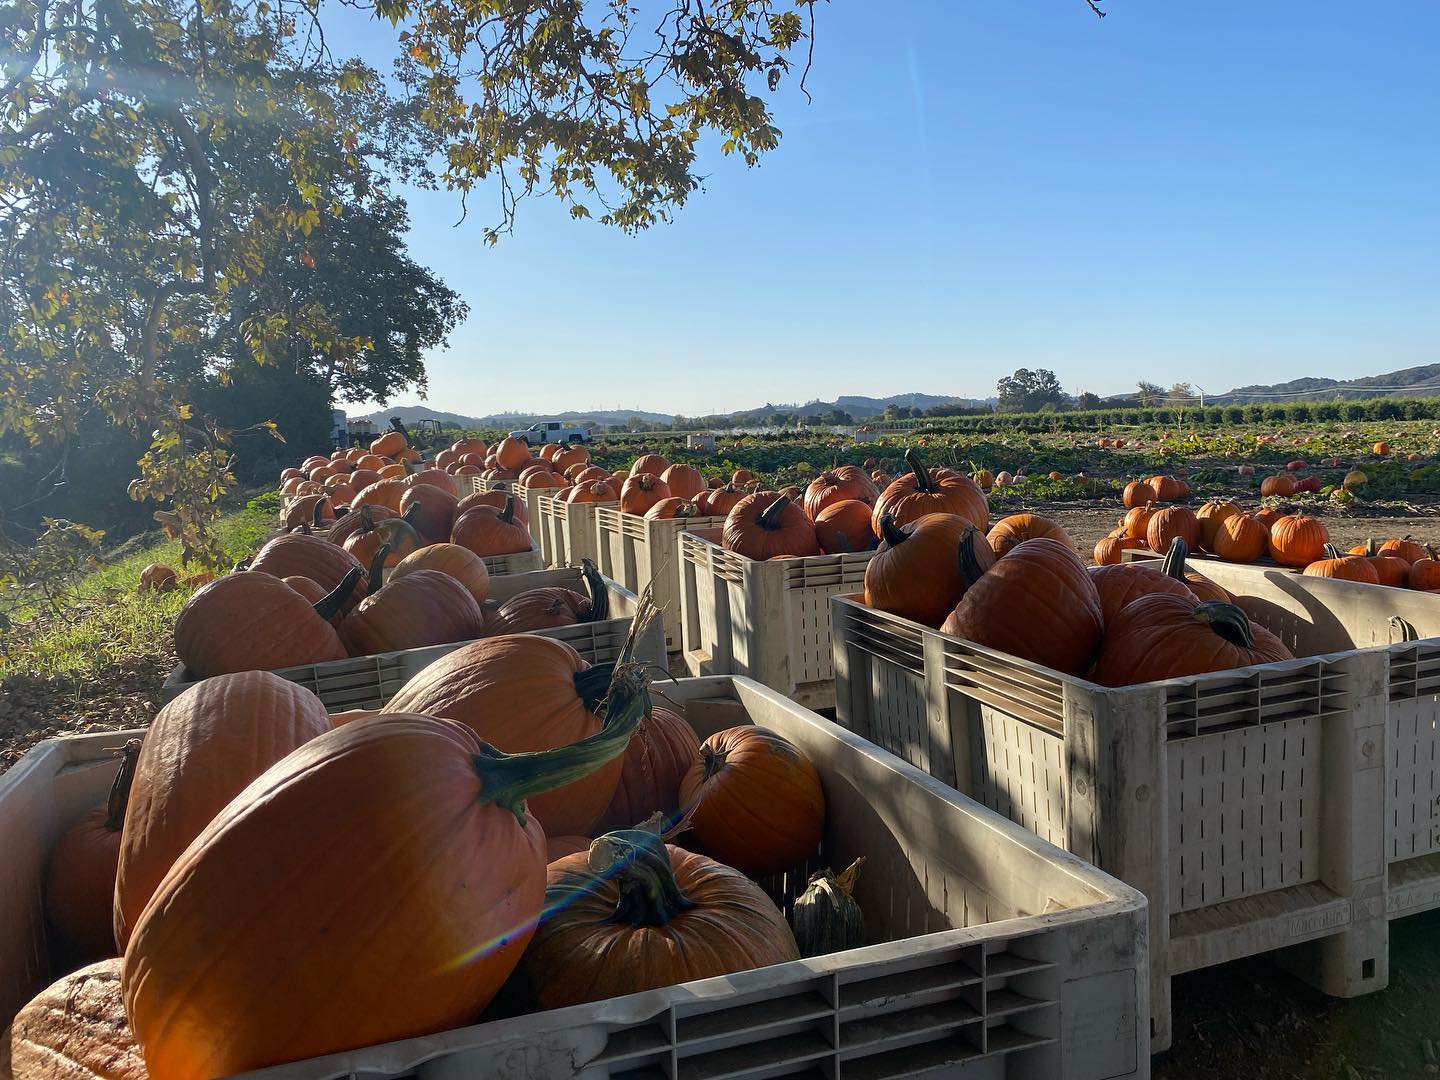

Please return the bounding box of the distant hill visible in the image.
[1211,364,1440,404]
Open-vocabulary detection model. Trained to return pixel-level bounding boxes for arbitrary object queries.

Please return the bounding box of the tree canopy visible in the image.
[997,368,1065,413]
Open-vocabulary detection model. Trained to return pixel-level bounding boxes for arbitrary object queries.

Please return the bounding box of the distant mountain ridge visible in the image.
[1210,364,1440,404]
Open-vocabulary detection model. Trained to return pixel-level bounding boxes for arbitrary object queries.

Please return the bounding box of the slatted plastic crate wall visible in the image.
[536,494,615,569]
[512,481,554,545]
[593,508,725,651]
[161,568,661,710]
[233,676,1148,1079]
[679,531,872,709]
[833,569,1397,1052]
[480,544,544,576]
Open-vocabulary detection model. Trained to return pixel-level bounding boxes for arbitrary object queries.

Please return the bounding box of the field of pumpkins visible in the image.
[11,417,1440,1078]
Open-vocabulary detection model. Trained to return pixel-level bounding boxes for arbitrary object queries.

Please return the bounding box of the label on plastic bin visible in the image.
[1060,970,1139,1079]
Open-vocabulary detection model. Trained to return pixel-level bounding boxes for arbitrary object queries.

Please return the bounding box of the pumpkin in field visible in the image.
[1267,513,1329,568]
[1090,596,1294,687]
[792,858,866,958]
[864,514,994,627]
[722,493,821,559]
[370,430,407,458]
[339,569,485,656]
[1145,505,1200,556]
[113,673,330,950]
[1303,545,1380,583]
[137,563,179,594]
[398,483,459,544]
[122,671,651,1079]
[1,959,146,1080]
[389,543,490,604]
[987,513,1073,558]
[452,497,532,557]
[1374,441,1391,456]
[494,436,533,470]
[1343,469,1369,491]
[522,826,798,1010]
[659,463,706,500]
[1093,534,1128,565]
[971,468,994,491]
[1410,548,1440,591]
[174,570,356,677]
[1147,475,1189,501]
[385,635,626,836]
[1259,474,1296,498]
[803,467,879,519]
[1195,499,1243,553]
[630,453,672,477]
[731,468,756,488]
[1378,536,1427,564]
[813,499,878,554]
[593,704,701,835]
[871,449,989,536]
[1122,481,1156,509]
[618,473,672,516]
[941,539,1102,676]
[1212,513,1270,563]
[1121,504,1155,541]
[44,740,140,965]
[679,726,825,877]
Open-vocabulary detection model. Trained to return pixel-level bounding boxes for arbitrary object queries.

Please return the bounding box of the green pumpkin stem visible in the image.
[475,666,651,824]
[1160,536,1189,581]
[579,558,609,623]
[832,530,852,554]
[957,528,990,586]
[699,743,727,782]
[1322,543,1343,560]
[756,494,791,530]
[588,823,697,927]
[903,448,933,493]
[878,513,909,548]
[104,738,143,832]
[1391,616,1421,643]
[1194,600,1256,648]
[500,495,515,525]
[364,544,390,595]
[312,498,329,529]
[316,565,366,620]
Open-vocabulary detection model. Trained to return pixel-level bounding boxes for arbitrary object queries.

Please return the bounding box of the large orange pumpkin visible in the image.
[593,705,702,835]
[122,673,650,1079]
[987,513,1073,558]
[941,539,1102,676]
[174,571,354,677]
[389,543,491,604]
[1122,504,1156,541]
[494,436,534,470]
[522,828,797,1010]
[370,429,407,458]
[679,726,824,877]
[1195,499,1243,553]
[630,453,672,477]
[249,532,366,602]
[813,499,878,554]
[1409,548,1440,591]
[398,483,459,544]
[1,959,146,1080]
[1147,474,1189,501]
[1378,536,1427,564]
[659,463,707,500]
[113,673,330,950]
[1303,545,1380,583]
[1122,481,1156,510]
[864,513,994,627]
[871,449,988,536]
[1088,557,1197,627]
[1145,505,1201,555]
[1090,596,1294,686]
[552,445,589,473]
[1211,513,1270,562]
[451,498,533,557]
[721,493,821,560]
[1268,514,1329,568]
[619,473,672,516]
[339,569,486,656]
[456,488,531,524]
[1259,474,1297,498]
[803,466,879,519]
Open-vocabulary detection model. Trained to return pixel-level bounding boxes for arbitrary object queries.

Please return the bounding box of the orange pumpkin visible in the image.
[721,493,821,560]
[1122,481,1156,510]
[398,483,459,544]
[389,543,491,604]
[813,499,878,554]
[1409,548,1440,591]
[630,453,672,477]
[592,705,702,835]
[1122,504,1156,541]
[1212,513,1270,563]
[865,513,994,627]
[871,449,988,536]
[619,473,672,516]
[494,436,534,470]
[986,513,1073,558]
[1303,545,1380,583]
[1268,514,1329,568]
[659,463,707,501]
[1259,474,1296,498]
[803,466,879,519]
[456,488,531,524]
[1195,499,1242,553]
[1145,506,1201,555]
[1093,534,1128,565]
[1090,596,1294,686]
[340,569,486,656]
[1378,536,1427,564]
[1147,475,1189,501]
[370,429,407,457]
[451,497,533,557]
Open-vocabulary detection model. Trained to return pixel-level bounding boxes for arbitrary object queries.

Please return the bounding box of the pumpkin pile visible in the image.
[15,623,874,1077]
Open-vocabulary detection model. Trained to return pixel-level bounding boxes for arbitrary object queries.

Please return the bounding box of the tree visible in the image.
[1167,382,1197,405]
[767,412,793,428]
[824,409,853,425]
[1076,392,1102,410]
[996,369,1065,413]
[1135,381,1164,406]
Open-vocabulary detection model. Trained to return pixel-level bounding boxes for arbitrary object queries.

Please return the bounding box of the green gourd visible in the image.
[790,857,865,958]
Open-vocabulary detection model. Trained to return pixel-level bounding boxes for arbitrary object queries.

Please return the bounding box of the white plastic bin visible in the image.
[832,560,1440,1050]
[680,529,873,708]
[536,494,615,570]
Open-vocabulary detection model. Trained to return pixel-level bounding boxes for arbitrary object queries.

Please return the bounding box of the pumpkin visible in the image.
[493,436,533,470]
[174,570,356,677]
[370,429,407,457]
[546,835,591,862]
[343,509,423,569]
[397,483,459,544]
[731,468,756,488]
[630,453,672,477]
[389,543,490,604]
[552,445,589,473]
[1147,475,1189,501]
[721,493,821,560]
[1353,541,1412,587]
[1089,554,1197,628]
[1145,505,1201,555]
[813,499,878,554]
[0,960,145,1080]
[456,488,531,524]
[1195,499,1243,552]
[871,449,988,536]
[1090,596,1294,686]
[791,857,866,958]
[987,513,1073,558]
[1252,506,1283,529]
[971,468,994,491]
[1162,536,1232,603]
[403,468,459,495]
[385,635,625,836]
[113,674,330,950]
[593,704,701,835]
[452,437,489,458]
[941,539,1102,676]
[1374,441,1391,456]
[864,514,994,627]
[452,497,533,557]
[568,480,617,505]
[340,569,485,656]
[619,473,672,516]
[572,464,609,484]
[522,826,798,1010]
[138,563,178,594]
[644,496,700,520]
[1093,534,1127,565]
[678,726,825,877]
[1122,481,1156,510]
[488,562,607,635]
[1212,513,1271,563]
[1304,544,1380,583]
[44,740,140,965]
[659,463,706,500]
[1409,548,1440,591]
[122,672,651,1079]
[1378,536,1427,564]
[249,532,366,604]
[1268,513,1329,568]
[1122,503,1156,541]
[703,481,747,517]
[803,466,879,519]
[1259,474,1296,498]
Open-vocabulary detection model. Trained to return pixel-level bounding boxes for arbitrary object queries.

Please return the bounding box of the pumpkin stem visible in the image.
[756,494,792,530]
[316,565,366,620]
[877,513,909,548]
[572,662,617,713]
[474,666,651,824]
[833,855,866,896]
[832,530,852,554]
[500,495,516,525]
[1391,616,1421,643]
[232,555,252,573]
[903,448,933,493]
[1365,538,1379,557]
[957,528,990,586]
[584,824,698,927]
[700,743,727,781]
[364,544,390,594]
[1193,600,1256,648]
[1160,536,1189,581]
[1323,543,1342,560]
[104,738,143,832]
[312,498,329,529]
[579,558,609,623]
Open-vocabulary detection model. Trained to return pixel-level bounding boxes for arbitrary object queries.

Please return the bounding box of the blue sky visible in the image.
[327,1,1439,417]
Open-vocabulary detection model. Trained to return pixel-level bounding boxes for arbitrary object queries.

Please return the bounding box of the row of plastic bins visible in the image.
[158,566,664,711]
[536,493,615,571]
[0,676,1151,1079]
[830,559,1440,1051]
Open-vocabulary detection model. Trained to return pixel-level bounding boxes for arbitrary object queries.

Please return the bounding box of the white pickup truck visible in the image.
[507,420,592,445]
